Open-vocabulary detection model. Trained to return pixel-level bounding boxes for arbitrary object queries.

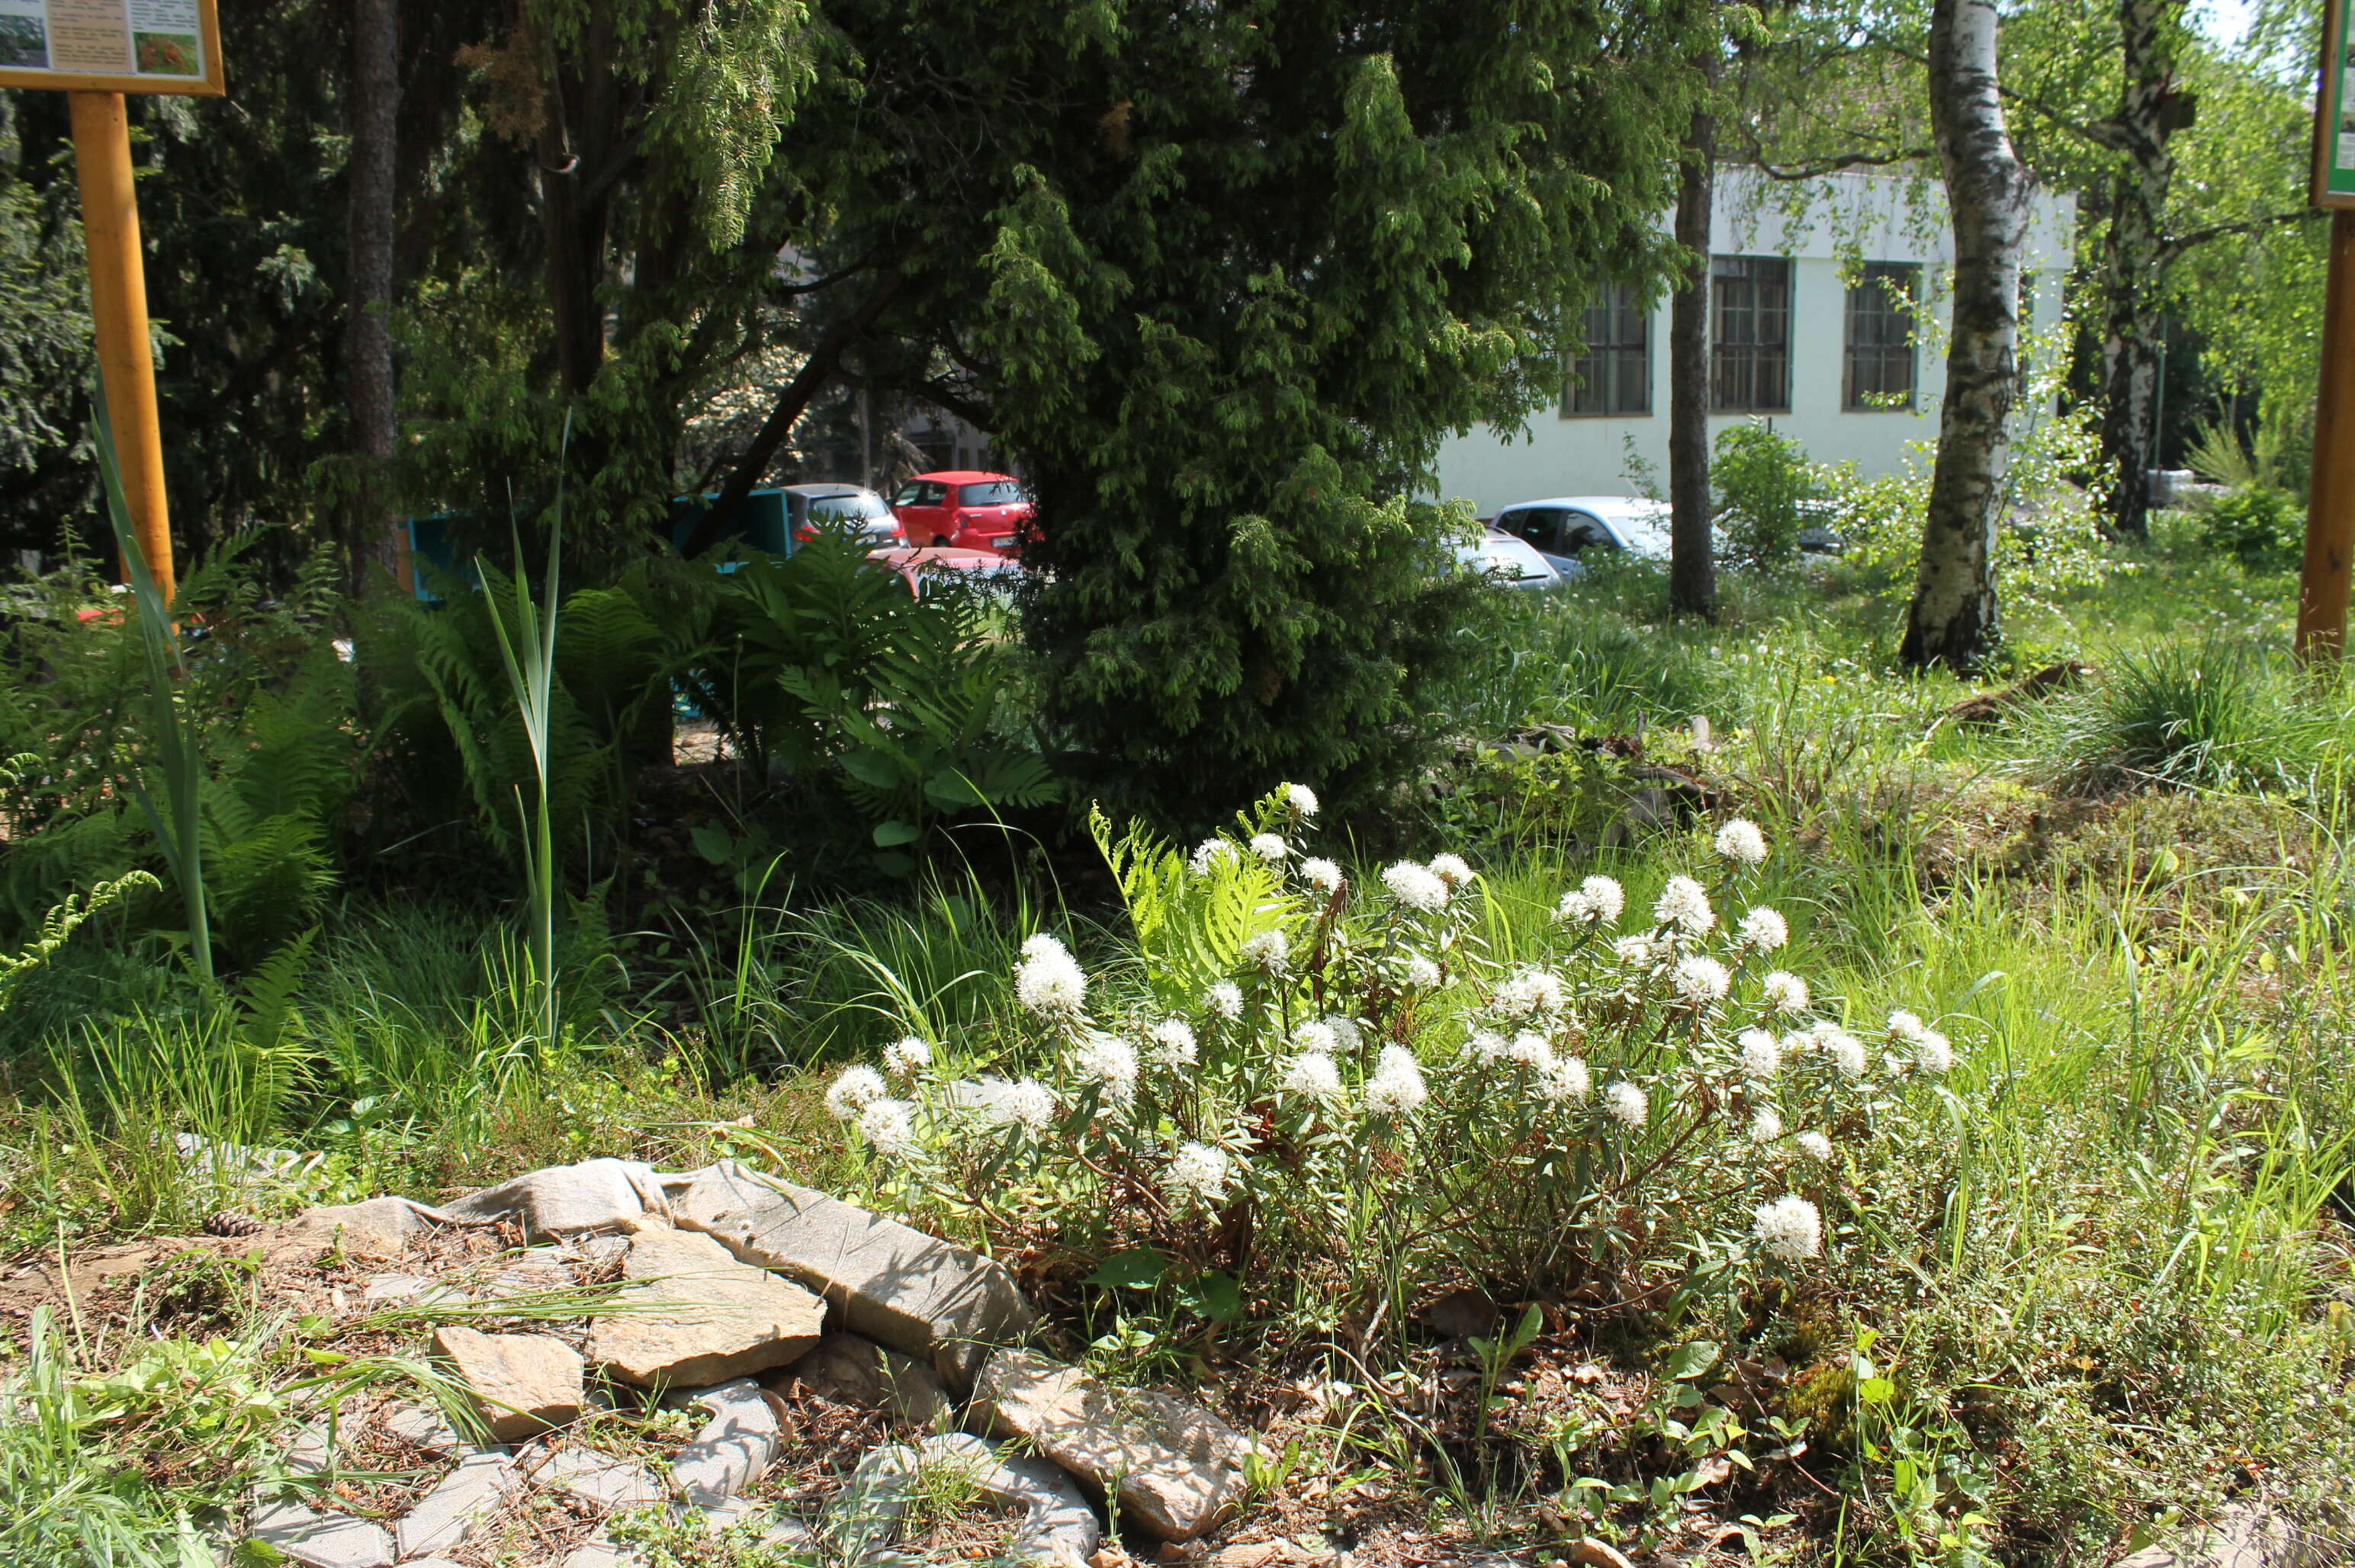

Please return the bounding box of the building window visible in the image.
[1843,262,1920,410]
[1710,256,1791,413]
[1564,282,1650,416]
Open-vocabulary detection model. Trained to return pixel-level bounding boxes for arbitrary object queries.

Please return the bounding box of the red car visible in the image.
[888,471,1035,554]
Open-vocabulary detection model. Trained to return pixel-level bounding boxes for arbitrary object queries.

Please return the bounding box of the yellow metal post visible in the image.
[67,90,175,605]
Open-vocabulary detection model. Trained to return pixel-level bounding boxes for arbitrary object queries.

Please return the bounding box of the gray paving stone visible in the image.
[248,1494,396,1568]
[826,1431,1100,1566]
[378,1402,463,1455]
[969,1348,1252,1541]
[673,1160,1033,1390]
[562,1528,635,1568]
[696,1495,815,1545]
[395,1450,512,1559]
[535,1448,668,1512]
[668,1377,783,1508]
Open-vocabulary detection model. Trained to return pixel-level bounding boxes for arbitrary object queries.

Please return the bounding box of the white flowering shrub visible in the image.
[824,789,1962,1316]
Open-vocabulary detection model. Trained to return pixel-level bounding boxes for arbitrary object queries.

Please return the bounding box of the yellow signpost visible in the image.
[1,0,224,603]
[2302,0,2355,662]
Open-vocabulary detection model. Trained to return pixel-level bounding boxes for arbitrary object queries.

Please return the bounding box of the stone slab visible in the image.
[442,1158,677,1241]
[669,1377,784,1508]
[291,1197,437,1261]
[968,1349,1251,1541]
[827,1431,1100,1566]
[776,1331,951,1428]
[248,1495,396,1568]
[535,1448,668,1512]
[562,1529,634,1568]
[396,1451,512,1558]
[673,1160,1032,1390]
[587,1222,824,1390]
[433,1325,585,1440]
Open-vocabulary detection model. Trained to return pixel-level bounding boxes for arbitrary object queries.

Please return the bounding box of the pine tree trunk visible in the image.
[2096,0,2177,537]
[1903,0,2027,673]
[1668,102,1716,619]
[345,0,400,588]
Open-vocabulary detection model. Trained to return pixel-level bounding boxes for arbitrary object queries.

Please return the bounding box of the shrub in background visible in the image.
[1712,421,1822,570]
[2195,485,2299,573]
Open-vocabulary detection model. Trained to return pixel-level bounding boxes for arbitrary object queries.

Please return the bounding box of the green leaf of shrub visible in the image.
[1086,1248,1168,1290]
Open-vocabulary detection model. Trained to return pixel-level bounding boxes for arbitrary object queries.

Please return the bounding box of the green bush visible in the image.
[687,530,1057,874]
[1712,421,1820,570]
[2196,485,2299,572]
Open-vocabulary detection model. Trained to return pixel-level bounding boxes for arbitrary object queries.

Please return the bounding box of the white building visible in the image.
[1432,169,2077,518]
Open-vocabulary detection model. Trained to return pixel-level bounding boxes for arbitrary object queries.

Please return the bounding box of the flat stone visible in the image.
[248,1494,396,1568]
[968,1350,1251,1541]
[562,1529,635,1568]
[396,1451,513,1558]
[776,1332,951,1428]
[673,1160,1032,1390]
[379,1402,463,1455]
[433,1325,586,1440]
[827,1431,1100,1566]
[291,1197,437,1261]
[2116,1505,2344,1568]
[669,1378,785,1507]
[442,1158,680,1241]
[586,1222,824,1390]
[362,1274,429,1303]
[536,1448,669,1512]
[696,1495,815,1546]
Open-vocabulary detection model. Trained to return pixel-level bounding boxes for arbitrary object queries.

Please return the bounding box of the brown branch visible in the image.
[1754,148,1936,180]
[2156,209,2325,267]
[679,268,905,557]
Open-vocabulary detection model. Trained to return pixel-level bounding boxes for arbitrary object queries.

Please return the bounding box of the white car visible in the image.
[1453,530,1560,592]
[1490,496,1671,577]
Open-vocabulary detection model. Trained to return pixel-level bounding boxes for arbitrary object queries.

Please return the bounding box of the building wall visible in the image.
[1431,171,2076,518]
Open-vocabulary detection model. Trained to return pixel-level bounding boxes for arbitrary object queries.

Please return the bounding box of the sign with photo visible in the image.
[2319,0,2355,207]
[0,0,222,95]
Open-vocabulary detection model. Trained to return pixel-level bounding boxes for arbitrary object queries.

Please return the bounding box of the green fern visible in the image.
[0,870,160,1015]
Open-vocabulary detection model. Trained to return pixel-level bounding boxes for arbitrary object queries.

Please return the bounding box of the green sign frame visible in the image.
[2319,0,2355,207]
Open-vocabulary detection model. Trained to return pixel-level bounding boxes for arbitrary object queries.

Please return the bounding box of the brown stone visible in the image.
[587,1221,825,1389]
[431,1325,584,1441]
[967,1349,1253,1541]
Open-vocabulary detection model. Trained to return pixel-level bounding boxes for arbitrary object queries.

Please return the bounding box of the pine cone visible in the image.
[203,1210,263,1238]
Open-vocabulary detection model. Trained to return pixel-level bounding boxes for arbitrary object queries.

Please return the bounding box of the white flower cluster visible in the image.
[1557,875,1625,926]
[1015,933,1087,1019]
[1383,860,1451,913]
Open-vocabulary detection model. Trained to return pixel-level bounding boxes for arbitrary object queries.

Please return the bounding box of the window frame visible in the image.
[1708,255,1793,415]
[1842,261,1921,413]
[1562,281,1653,418]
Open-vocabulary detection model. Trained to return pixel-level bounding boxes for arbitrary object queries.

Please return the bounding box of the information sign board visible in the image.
[2319,0,2355,208]
[0,0,223,97]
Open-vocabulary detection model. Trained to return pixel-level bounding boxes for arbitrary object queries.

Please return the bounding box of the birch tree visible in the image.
[1902,0,2027,670]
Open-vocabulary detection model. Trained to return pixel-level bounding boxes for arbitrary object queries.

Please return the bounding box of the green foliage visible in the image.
[1711,422,1822,570]
[0,538,360,968]
[394,557,696,880]
[2195,485,2299,573]
[0,869,159,1017]
[1826,316,2122,617]
[885,2,1710,828]
[2031,641,2340,796]
[690,531,1055,870]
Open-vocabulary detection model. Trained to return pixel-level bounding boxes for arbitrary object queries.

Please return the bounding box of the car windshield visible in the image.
[809,493,889,522]
[959,480,1025,507]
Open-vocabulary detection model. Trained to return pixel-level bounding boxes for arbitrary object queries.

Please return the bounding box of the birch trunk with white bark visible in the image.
[1902,0,2028,673]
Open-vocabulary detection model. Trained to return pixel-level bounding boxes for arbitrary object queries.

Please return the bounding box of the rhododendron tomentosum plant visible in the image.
[823,795,1961,1319]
